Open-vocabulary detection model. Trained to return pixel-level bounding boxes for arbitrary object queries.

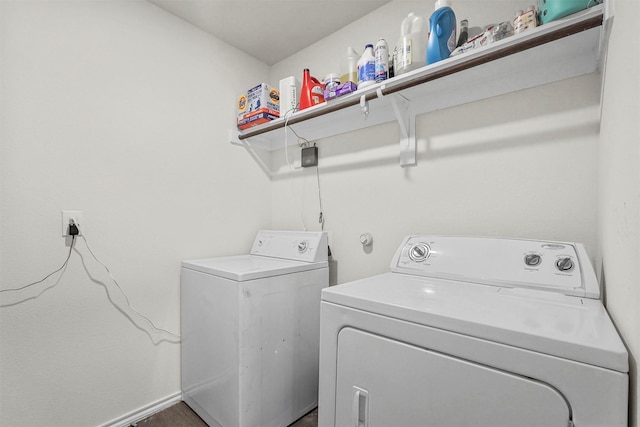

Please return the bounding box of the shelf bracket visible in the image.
[229,128,243,146]
[228,129,272,177]
[360,95,369,119]
[388,93,416,166]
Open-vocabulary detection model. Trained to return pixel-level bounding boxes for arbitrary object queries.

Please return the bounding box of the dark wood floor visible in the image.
[134,402,318,427]
[135,402,207,427]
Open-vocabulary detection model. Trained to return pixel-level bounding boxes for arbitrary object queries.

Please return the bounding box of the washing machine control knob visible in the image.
[524,253,541,267]
[297,240,309,254]
[555,257,574,272]
[409,243,430,262]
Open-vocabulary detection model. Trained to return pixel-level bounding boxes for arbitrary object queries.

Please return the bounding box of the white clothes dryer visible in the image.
[182,230,329,427]
[319,236,628,427]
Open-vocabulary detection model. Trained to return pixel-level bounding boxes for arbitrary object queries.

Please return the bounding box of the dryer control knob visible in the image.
[409,243,430,262]
[555,257,574,272]
[524,253,541,266]
[297,240,309,254]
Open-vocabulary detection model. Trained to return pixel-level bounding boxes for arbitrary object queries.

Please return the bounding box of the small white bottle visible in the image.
[374,38,389,82]
[357,44,376,89]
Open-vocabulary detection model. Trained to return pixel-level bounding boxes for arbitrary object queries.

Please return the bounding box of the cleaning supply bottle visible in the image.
[456,19,468,47]
[357,44,376,89]
[396,12,428,75]
[427,0,457,65]
[299,69,325,110]
[340,46,359,84]
[374,38,389,82]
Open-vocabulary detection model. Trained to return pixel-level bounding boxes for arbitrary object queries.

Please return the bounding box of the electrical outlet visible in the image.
[62,211,83,236]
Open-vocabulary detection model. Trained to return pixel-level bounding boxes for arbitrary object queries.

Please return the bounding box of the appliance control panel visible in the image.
[390,236,599,298]
[251,230,328,263]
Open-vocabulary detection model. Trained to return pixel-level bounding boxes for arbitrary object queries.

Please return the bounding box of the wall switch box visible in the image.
[301,146,318,167]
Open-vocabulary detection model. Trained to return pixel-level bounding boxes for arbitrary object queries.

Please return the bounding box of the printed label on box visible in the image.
[238,83,279,121]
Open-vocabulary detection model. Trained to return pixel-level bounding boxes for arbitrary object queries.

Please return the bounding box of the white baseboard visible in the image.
[99,391,182,427]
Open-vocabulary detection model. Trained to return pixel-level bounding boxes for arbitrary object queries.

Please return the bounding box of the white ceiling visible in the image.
[147,0,391,65]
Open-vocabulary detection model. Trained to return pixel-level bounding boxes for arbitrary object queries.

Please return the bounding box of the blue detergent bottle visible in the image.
[427,0,457,64]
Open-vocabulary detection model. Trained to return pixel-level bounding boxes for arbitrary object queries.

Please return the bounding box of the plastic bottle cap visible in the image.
[365,44,373,49]
[435,0,452,10]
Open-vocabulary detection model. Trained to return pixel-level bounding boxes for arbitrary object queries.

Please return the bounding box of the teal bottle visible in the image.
[427,0,457,64]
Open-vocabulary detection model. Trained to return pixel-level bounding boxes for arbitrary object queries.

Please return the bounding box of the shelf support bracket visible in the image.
[228,129,272,177]
[360,95,369,119]
[388,93,416,166]
[229,128,242,146]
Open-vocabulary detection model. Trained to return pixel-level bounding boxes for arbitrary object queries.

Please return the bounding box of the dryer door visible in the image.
[335,328,572,427]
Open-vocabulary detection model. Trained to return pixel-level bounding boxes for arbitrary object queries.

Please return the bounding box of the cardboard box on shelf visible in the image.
[237,83,280,129]
[324,81,358,101]
[237,109,279,130]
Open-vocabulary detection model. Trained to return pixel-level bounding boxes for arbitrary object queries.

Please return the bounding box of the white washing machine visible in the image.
[319,236,628,427]
[181,230,329,427]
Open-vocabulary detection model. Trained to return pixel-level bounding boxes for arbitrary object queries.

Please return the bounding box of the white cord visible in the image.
[1,227,179,343]
[284,108,294,169]
[283,106,310,230]
[282,107,325,231]
[78,230,180,342]
[316,160,325,231]
[0,236,76,301]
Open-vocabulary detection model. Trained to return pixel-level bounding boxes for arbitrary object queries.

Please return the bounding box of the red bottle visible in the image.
[299,69,325,110]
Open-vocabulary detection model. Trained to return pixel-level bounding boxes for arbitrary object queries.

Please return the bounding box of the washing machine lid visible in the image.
[322,273,628,373]
[182,254,327,281]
